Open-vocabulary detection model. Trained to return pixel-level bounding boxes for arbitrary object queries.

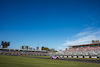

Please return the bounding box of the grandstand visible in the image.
[0,41,49,56]
[65,41,100,58]
[0,48,49,56]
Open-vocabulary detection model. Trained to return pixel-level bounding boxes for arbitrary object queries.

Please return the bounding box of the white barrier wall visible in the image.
[78,56,83,58]
[91,56,97,58]
[64,56,67,58]
[68,56,72,58]
[73,56,77,58]
[60,56,63,58]
[84,56,89,58]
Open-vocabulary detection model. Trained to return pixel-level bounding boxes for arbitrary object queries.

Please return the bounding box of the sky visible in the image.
[0,0,100,51]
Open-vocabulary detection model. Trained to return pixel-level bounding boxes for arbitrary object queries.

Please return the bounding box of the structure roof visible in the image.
[68,43,100,47]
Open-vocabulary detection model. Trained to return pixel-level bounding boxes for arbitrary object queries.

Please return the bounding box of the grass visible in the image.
[64,57,100,60]
[0,55,100,67]
[21,55,50,58]
[23,55,100,60]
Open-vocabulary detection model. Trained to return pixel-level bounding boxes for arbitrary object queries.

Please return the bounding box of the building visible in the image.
[49,49,55,52]
[36,47,39,50]
[20,45,32,50]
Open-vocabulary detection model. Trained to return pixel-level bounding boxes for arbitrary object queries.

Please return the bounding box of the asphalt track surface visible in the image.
[24,56,100,64]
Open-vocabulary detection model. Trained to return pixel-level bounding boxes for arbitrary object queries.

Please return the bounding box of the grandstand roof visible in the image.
[68,43,100,47]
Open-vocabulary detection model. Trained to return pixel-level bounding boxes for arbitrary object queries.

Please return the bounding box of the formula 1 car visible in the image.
[50,55,63,59]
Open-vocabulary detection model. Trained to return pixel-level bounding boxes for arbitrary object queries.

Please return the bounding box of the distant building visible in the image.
[28,46,32,50]
[36,47,39,50]
[39,48,42,51]
[49,49,55,52]
[20,45,32,50]
[59,49,62,51]
[32,48,35,50]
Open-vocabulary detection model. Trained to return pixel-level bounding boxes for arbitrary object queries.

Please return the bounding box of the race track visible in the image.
[25,56,100,64]
[63,58,100,64]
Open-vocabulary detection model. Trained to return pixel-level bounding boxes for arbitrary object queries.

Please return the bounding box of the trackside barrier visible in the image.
[64,56,67,58]
[58,55,99,58]
[68,56,72,58]
[91,56,97,58]
[84,56,89,58]
[60,56,63,58]
[7,53,9,55]
[78,56,83,58]
[73,56,77,58]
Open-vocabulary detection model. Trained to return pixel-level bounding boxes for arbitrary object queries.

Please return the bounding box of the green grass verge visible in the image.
[0,55,100,67]
[21,55,50,58]
[64,57,100,60]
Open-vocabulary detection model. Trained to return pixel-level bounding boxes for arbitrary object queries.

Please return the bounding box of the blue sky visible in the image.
[0,0,100,51]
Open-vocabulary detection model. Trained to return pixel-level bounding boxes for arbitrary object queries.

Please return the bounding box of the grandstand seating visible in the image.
[0,48,49,56]
[65,44,100,57]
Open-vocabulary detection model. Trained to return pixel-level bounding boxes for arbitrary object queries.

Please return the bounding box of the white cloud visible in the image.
[60,18,100,50]
[91,20,98,25]
[83,27,95,31]
[63,35,99,46]
[63,27,100,46]
[93,31,100,34]
[75,32,89,37]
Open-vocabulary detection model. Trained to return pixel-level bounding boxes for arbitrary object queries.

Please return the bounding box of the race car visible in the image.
[50,55,63,59]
